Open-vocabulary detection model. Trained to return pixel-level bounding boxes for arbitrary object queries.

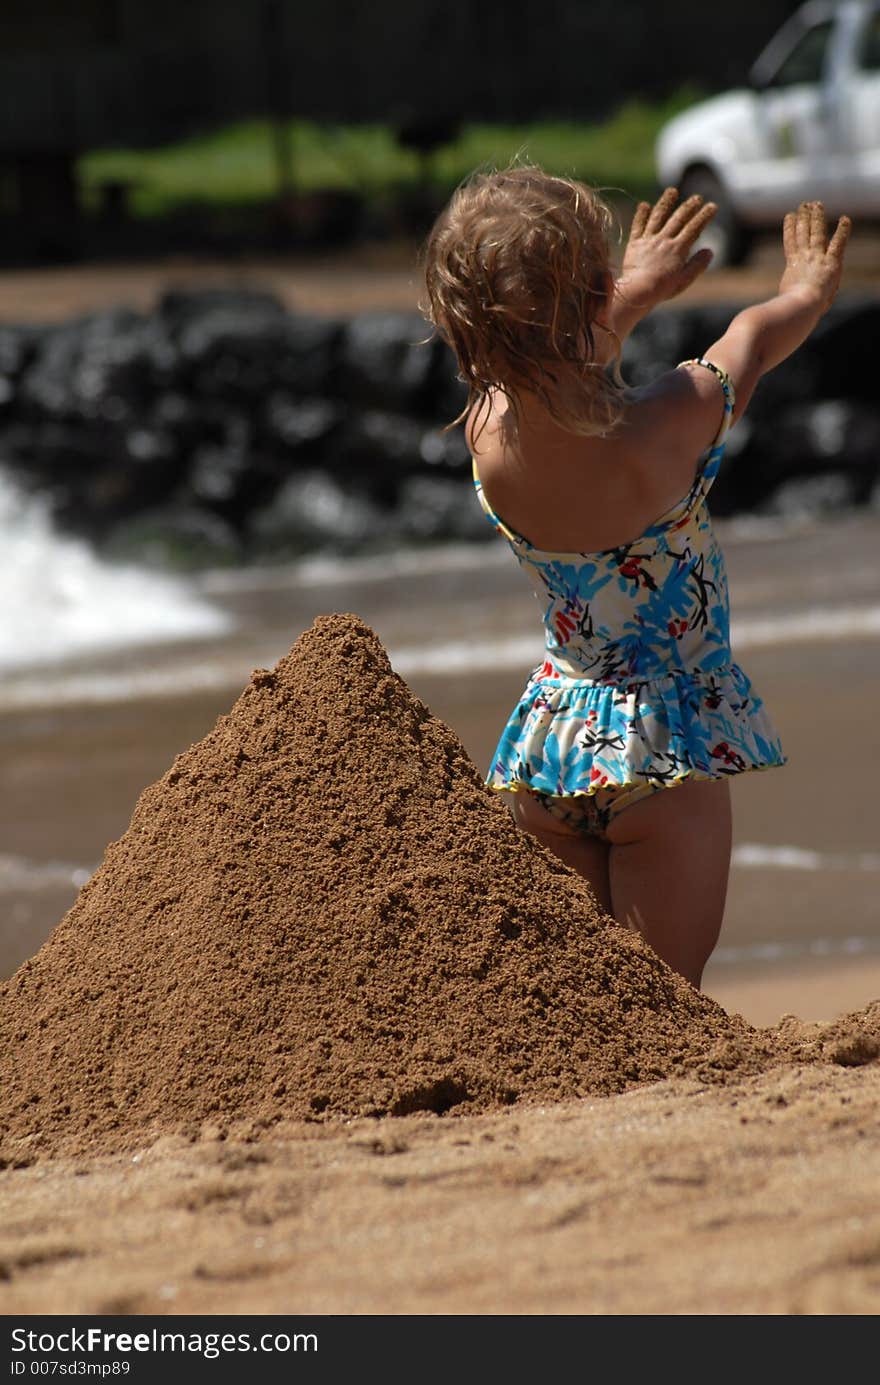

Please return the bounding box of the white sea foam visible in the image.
[711,935,880,966]
[732,843,880,873]
[195,540,507,596]
[731,604,880,649]
[0,853,93,892]
[391,634,540,678]
[193,509,819,597]
[390,604,880,680]
[0,658,260,710]
[0,472,229,672]
[4,596,880,710]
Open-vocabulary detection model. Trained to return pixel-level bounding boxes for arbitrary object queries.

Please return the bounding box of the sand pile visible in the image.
[1,615,875,1163]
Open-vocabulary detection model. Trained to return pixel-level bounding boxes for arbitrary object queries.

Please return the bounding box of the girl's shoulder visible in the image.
[622,360,732,459]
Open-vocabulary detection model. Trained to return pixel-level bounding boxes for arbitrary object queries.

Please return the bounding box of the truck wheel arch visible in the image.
[678,163,754,268]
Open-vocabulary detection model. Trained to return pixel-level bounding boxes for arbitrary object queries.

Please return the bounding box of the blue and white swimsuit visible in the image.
[474,358,786,834]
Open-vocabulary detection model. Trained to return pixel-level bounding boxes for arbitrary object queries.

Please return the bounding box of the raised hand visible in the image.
[617,187,718,311]
[779,201,851,312]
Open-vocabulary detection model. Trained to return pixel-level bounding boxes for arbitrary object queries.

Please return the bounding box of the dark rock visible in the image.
[100,505,242,570]
[709,397,880,517]
[20,310,177,424]
[49,424,182,532]
[247,470,389,557]
[178,311,287,403]
[326,409,427,502]
[417,423,470,472]
[765,472,859,520]
[72,309,175,419]
[161,292,342,402]
[187,446,283,526]
[261,393,344,459]
[621,309,696,386]
[807,298,880,403]
[10,419,128,491]
[0,325,40,407]
[148,391,202,454]
[396,475,492,542]
[178,405,290,524]
[744,349,822,422]
[19,320,84,418]
[0,420,43,472]
[157,287,287,333]
[189,443,250,507]
[272,315,345,397]
[3,294,879,563]
[702,419,778,516]
[340,311,437,413]
[121,424,180,481]
[760,400,880,494]
[618,304,735,385]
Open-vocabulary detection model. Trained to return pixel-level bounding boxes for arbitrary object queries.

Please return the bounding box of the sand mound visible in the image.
[1,615,876,1163]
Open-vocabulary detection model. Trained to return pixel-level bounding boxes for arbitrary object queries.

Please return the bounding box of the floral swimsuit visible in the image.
[474,358,786,839]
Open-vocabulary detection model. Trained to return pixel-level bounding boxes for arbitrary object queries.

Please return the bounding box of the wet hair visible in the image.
[421,164,624,442]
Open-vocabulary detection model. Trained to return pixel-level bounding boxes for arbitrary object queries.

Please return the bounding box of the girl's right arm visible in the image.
[700,201,851,422]
[626,202,851,510]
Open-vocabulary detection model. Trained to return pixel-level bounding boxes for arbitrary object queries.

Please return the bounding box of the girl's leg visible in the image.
[509,791,612,915]
[605,779,732,988]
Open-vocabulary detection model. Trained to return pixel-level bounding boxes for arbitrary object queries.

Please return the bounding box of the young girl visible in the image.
[422,166,851,989]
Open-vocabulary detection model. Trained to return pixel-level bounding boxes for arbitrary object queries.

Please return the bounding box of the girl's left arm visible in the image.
[608,188,717,345]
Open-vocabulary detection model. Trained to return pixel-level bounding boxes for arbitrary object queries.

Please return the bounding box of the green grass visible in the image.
[78,89,702,222]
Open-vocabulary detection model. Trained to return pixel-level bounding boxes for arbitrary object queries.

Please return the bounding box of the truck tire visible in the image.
[680,167,753,268]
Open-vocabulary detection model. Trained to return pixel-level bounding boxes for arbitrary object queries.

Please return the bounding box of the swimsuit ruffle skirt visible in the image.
[475,359,786,805]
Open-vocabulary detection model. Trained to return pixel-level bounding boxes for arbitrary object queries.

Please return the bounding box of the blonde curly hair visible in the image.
[421,164,624,442]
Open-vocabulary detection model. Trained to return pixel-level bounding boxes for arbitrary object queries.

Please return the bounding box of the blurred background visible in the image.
[1,0,879,1026]
[0,0,804,264]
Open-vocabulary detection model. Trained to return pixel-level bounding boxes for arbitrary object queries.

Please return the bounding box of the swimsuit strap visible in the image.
[675,357,736,507]
[472,457,530,547]
[677,356,736,449]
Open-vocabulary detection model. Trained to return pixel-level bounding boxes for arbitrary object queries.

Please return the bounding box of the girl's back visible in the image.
[469,365,730,556]
[471,354,737,687]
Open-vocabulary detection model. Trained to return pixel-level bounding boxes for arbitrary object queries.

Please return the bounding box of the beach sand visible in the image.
[3,699,879,1317]
[0,1060,878,1316]
[2,598,879,1318]
[2,616,879,1317]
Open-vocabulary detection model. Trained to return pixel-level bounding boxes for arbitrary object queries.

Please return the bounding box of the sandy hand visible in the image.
[616,187,718,310]
[779,201,851,313]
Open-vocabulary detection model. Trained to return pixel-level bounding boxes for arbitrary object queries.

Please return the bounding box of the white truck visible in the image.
[655,0,880,263]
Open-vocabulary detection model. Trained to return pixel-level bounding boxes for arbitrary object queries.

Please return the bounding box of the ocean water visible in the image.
[2,472,879,987]
[0,472,229,675]
[2,467,880,709]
